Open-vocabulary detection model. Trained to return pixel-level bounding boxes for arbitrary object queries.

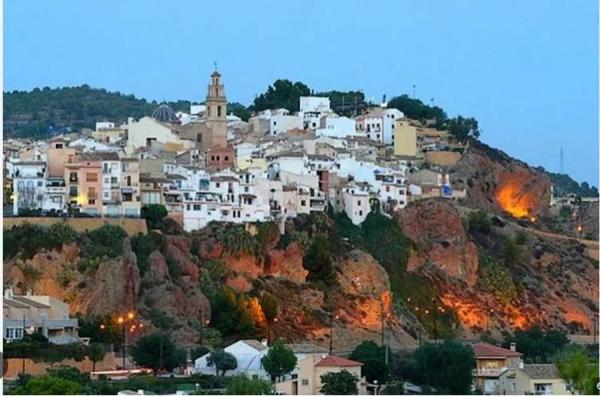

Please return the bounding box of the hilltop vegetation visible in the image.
[540,169,599,197]
[3,85,193,138]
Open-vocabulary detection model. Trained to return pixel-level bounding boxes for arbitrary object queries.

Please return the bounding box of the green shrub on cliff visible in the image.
[4,222,77,260]
[131,232,162,276]
[213,223,260,256]
[477,253,518,304]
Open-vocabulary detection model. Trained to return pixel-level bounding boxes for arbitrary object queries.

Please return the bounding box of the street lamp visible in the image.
[267,317,278,346]
[487,308,495,333]
[329,312,339,355]
[199,309,210,345]
[104,311,139,370]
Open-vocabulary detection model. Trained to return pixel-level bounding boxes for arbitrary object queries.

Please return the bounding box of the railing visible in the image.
[473,368,507,377]
[4,318,78,328]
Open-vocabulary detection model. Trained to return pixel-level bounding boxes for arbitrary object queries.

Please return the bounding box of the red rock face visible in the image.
[452,143,551,218]
[398,199,479,286]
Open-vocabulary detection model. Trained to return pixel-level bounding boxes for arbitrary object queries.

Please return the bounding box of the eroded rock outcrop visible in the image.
[398,199,479,286]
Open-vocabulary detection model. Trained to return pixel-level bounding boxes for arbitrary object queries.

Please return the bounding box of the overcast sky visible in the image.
[4,0,598,185]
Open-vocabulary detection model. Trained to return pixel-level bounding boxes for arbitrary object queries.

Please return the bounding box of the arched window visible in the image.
[217,105,222,117]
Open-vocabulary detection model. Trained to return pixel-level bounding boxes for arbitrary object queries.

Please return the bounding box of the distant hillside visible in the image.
[3,85,191,138]
[540,169,599,197]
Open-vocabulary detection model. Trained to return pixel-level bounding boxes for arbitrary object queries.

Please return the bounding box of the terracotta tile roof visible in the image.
[472,343,521,358]
[315,355,363,367]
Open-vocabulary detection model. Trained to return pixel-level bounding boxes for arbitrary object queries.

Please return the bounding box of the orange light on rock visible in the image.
[495,178,538,218]
[117,317,124,324]
[127,312,135,320]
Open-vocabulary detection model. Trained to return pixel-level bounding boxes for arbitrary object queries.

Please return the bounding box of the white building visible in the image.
[12,161,47,215]
[270,111,303,135]
[356,108,404,145]
[341,182,372,225]
[300,96,332,131]
[316,115,357,139]
[125,116,186,153]
[194,340,270,378]
[42,177,66,214]
[300,97,331,113]
[95,121,115,131]
[98,152,122,216]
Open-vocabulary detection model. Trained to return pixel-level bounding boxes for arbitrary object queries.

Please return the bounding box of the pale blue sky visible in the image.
[4,0,598,185]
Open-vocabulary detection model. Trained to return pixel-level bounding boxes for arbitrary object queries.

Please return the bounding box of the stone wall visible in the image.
[3,217,147,236]
[424,150,462,166]
[3,352,117,379]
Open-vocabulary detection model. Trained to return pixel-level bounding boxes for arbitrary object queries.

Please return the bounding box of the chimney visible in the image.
[510,342,517,352]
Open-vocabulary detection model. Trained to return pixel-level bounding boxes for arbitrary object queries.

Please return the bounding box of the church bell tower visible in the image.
[204,67,227,148]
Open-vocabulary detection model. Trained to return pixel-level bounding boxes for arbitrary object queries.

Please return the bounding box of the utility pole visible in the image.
[329,312,338,355]
[560,147,564,174]
[22,314,26,374]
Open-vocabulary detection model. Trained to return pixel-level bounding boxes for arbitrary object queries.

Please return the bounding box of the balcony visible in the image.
[4,318,78,329]
[473,368,508,378]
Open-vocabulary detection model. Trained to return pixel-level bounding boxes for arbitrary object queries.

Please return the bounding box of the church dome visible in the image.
[152,103,178,123]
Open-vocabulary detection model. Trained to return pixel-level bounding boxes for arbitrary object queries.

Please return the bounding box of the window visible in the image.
[86,173,98,182]
[55,143,63,149]
[186,204,191,210]
[217,105,222,117]
[359,210,363,216]
[301,379,309,386]
[104,192,110,198]
[123,193,132,202]
[301,200,306,206]
[111,177,118,184]
[193,205,201,211]
[69,172,78,182]
[37,181,43,187]
[88,199,95,205]
[357,200,361,206]
[216,183,220,188]
[69,186,78,197]
[224,156,229,161]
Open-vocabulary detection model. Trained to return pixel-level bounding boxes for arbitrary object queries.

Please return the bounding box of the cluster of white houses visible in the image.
[4,70,465,232]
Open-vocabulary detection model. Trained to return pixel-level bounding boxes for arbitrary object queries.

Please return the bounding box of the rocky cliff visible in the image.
[452,142,551,219]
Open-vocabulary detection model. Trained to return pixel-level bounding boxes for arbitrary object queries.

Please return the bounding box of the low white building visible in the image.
[270,111,303,135]
[194,340,270,378]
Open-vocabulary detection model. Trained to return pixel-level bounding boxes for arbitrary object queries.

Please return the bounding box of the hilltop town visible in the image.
[3,71,599,395]
[4,70,472,231]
